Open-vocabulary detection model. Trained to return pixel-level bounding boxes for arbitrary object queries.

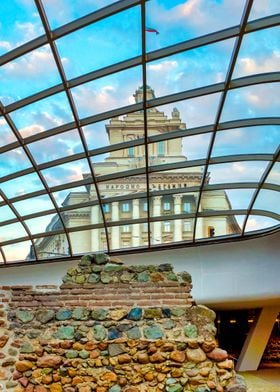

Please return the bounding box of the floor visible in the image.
[240,368,280,392]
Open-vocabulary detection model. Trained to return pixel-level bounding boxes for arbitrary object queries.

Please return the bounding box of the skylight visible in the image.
[0,0,279,265]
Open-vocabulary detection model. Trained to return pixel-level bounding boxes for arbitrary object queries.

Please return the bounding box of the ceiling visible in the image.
[0,0,279,266]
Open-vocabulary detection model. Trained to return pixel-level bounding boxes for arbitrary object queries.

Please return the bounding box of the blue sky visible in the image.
[0,0,279,260]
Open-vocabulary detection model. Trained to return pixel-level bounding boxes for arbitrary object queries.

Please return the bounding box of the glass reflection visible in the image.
[70,229,106,254]
[43,0,118,29]
[1,147,31,178]
[208,161,268,184]
[28,129,84,164]
[0,0,43,55]
[195,215,243,240]
[1,172,43,199]
[221,83,280,122]
[265,162,280,185]
[245,215,279,232]
[212,126,280,156]
[150,218,194,245]
[109,224,144,250]
[3,241,34,262]
[56,6,141,79]
[0,118,17,147]
[147,39,234,96]
[146,0,244,52]
[24,214,62,235]
[41,159,91,187]
[13,194,55,216]
[0,45,61,105]
[52,185,95,208]
[0,205,16,222]
[253,189,280,215]
[102,198,148,222]
[35,233,70,260]
[10,92,74,138]
[0,222,27,242]
[72,66,142,118]
[233,27,280,78]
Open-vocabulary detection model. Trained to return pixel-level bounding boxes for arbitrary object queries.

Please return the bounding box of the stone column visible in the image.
[195,198,204,239]
[111,202,120,249]
[132,198,140,247]
[91,205,100,251]
[152,196,162,244]
[173,195,182,242]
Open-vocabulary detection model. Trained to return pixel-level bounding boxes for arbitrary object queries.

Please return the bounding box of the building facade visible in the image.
[34,86,240,258]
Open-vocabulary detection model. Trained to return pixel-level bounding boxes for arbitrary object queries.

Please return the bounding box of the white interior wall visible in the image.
[1,232,279,310]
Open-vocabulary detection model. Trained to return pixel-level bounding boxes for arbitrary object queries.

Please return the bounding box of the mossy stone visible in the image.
[16,310,34,323]
[184,324,198,338]
[143,325,163,340]
[93,324,107,341]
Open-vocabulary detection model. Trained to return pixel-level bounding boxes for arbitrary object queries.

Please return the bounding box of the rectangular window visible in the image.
[183,202,191,213]
[163,221,171,232]
[102,204,110,213]
[143,222,148,232]
[143,201,148,212]
[122,202,130,212]
[158,141,165,156]
[122,225,131,233]
[163,201,171,211]
[184,221,191,231]
[128,147,135,157]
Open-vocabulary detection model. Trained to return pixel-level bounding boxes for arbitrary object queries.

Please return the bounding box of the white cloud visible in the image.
[19,124,45,138]
[148,60,178,72]
[0,41,12,51]
[2,48,58,78]
[237,51,280,76]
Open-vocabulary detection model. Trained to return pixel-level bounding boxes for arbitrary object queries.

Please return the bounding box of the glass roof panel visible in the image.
[24,214,63,235]
[52,185,95,208]
[57,6,141,79]
[13,195,55,216]
[1,172,44,199]
[221,83,280,122]
[253,189,280,216]
[199,189,255,212]
[40,159,91,188]
[91,146,146,177]
[195,215,244,240]
[0,147,31,178]
[108,224,147,251]
[42,0,118,29]
[150,218,194,246]
[150,192,198,217]
[265,162,280,186]
[245,215,279,232]
[207,161,269,185]
[249,0,280,20]
[0,0,44,55]
[3,241,34,263]
[72,66,142,118]
[70,229,106,255]
[147,39,234,95]
[149,93,221,131]
[9,92,74,138]
[233,27,280,78]
[0,118,17,147]
[35,234,70,260]
[146,0,245,52]
[212,126,280,156]
[0,222,28,242]
[28,129,84,164]
[0,45,62,105]
[98,174,147,199]
[0,205,16,223]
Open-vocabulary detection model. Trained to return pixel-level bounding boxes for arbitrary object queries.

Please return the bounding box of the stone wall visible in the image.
[0,254,246,392]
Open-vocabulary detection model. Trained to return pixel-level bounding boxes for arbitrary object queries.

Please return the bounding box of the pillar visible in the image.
[111,202,120,249]
[132,199,140,247]
[91,205,100,251]
[152,196,162,244]
[173,195,182,242]
[236,306,279,371]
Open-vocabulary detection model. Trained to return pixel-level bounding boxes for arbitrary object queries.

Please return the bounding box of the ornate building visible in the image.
[34,86,240,258]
